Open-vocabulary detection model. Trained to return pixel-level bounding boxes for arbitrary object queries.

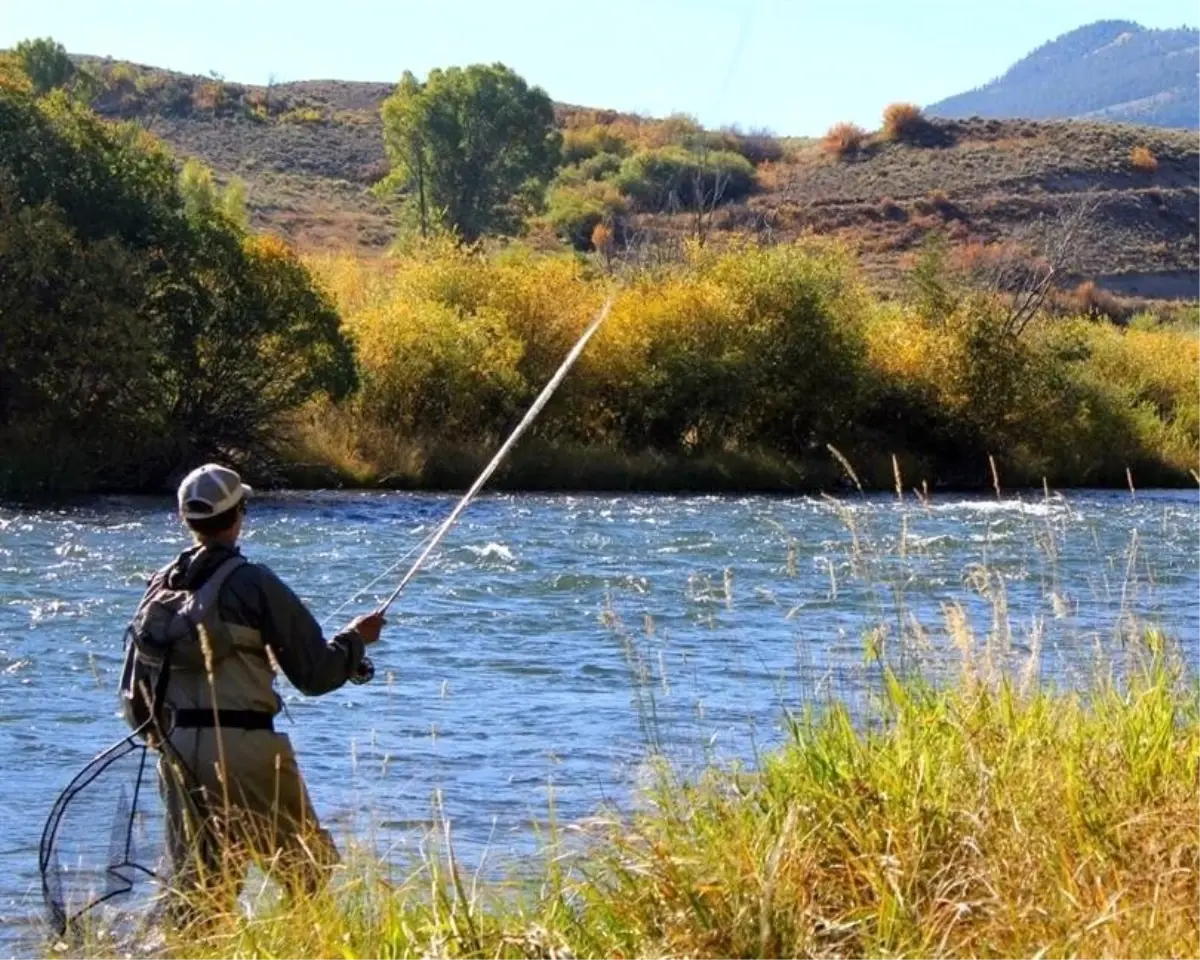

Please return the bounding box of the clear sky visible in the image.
[1,0,1196,136]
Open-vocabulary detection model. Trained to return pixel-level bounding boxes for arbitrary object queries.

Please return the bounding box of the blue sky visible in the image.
[2,1,1196,135]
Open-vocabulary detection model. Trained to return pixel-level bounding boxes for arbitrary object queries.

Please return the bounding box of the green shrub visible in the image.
[544,181,625,251]
[577,151,624,181]
[613,146,755,211]
[0,84,354,493]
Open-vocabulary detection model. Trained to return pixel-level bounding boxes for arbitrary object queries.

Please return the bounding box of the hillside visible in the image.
[927,20,1200,129]
[76,55,1200,299]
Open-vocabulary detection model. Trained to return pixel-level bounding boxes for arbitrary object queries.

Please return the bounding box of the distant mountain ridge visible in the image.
[927,20,1199,129]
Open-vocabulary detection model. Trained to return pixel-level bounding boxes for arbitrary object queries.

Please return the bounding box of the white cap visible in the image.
[177,463,253,520]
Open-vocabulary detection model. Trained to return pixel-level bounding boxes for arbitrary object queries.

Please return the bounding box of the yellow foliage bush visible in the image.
[881,102,925,141]
[821,122,867,159]
[301,240,1198,489]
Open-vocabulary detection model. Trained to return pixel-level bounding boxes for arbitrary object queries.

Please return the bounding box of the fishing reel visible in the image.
[350,654,375,684]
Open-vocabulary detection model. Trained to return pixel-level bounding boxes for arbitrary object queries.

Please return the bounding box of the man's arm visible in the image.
[250,565,367,696]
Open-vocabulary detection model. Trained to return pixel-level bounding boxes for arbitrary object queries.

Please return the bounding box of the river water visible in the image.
[0,489,1196,952]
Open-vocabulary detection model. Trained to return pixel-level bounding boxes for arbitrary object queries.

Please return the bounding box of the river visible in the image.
[1,489,1196,954]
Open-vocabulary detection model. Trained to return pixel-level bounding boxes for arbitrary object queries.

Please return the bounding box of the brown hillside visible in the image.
[80,57,1199,298]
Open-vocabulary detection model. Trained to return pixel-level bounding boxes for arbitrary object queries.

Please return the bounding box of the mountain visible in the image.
[927,20,1199,129]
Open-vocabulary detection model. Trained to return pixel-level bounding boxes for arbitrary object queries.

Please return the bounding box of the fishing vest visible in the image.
[119,555,279,739]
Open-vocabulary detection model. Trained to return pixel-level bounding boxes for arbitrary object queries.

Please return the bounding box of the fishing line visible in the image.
[319,526,438,629]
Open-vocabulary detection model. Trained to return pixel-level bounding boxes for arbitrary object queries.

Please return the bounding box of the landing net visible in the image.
[39,733,168,936]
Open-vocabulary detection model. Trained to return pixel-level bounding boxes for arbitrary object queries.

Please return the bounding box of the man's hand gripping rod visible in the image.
[350,297,614,682]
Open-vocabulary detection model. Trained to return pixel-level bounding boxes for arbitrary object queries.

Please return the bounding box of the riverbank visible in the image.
[277,431,1200,495]
[71,635,1197,960]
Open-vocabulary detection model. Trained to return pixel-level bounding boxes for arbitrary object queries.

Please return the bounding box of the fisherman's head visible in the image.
[177,463,252,544]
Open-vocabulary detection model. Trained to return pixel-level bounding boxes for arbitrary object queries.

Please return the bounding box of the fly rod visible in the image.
[377,295,614,616]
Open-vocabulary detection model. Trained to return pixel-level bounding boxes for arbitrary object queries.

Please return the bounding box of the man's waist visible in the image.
[173,708,275,732]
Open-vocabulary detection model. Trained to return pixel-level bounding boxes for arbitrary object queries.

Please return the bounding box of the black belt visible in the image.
[173,709,275,732]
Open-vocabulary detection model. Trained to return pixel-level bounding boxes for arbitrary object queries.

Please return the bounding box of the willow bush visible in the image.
[303,240,1198,490]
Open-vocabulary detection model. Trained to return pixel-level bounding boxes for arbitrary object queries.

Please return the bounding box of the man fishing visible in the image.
[123,462,385,919]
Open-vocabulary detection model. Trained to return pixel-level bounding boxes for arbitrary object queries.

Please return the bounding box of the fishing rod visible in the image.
[346,294,614,682]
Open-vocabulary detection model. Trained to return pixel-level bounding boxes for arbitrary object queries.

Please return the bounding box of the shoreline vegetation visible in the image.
[1,50,1197,499]
[70,633,1198,960]
[278,242,1198,496]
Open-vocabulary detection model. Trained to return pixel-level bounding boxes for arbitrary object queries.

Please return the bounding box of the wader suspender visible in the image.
[141,554,249,742]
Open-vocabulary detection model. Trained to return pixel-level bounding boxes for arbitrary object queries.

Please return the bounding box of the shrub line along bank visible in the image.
[282,240,1198,495]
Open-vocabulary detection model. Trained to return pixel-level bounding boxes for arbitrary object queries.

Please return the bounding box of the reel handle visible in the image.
[350,655,375,684]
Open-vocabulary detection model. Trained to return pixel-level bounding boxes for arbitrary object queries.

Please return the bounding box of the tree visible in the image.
[380,63,561,241]
[14,38,74,94]
[13,36,98,101]
[0,83,355,493]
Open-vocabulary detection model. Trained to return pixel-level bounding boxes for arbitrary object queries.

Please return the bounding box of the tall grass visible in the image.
[59,451,1198,958]
[68,630,1197,959]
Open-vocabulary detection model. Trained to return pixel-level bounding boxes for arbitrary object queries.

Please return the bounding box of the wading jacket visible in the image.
[139,541,366,716]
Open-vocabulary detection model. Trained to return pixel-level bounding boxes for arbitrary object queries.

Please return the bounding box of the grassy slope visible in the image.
[79,57,1199,296]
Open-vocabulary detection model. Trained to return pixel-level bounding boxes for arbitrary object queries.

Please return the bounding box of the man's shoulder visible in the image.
[226,556,293,595]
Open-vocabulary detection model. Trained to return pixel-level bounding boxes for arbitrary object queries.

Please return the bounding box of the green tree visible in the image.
[221,176,250,230]
[12,36,98,101]
[178,158,248,229]
[380,63,561,241]
[14,37,74,94]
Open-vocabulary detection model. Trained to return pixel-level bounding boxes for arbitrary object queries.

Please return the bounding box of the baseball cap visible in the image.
[177,463,253,520]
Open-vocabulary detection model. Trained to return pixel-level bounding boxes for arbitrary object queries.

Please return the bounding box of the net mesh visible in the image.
[39,734,169,935]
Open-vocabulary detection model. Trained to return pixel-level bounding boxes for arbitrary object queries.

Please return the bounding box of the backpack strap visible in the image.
[185,555,248,626]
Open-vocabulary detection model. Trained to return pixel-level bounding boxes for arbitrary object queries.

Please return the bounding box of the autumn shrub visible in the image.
[881,101,926,141]
[916,188,957,217]
[192,79,226,112]
[561,111,703,152]
[302,233,1198,490]
[1078,320,1200,472]
[1130,145,1158,173]
[311,240,870,459]
[561,125,629,163]
[730,129,784,165]
[700,126,786,165]
[820,121,866,159]
[1068,279,1129,321]
[279,106,325,124]
[105,61,137,91]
